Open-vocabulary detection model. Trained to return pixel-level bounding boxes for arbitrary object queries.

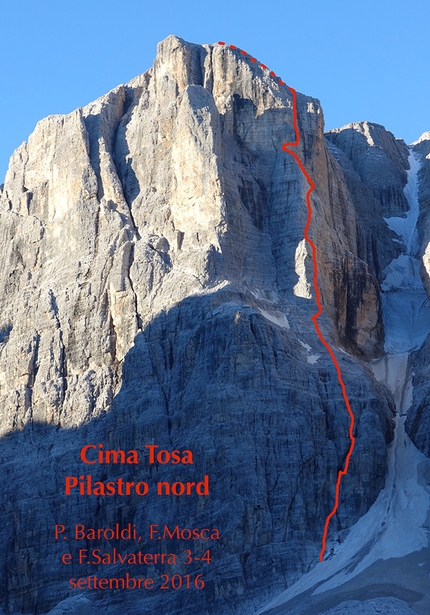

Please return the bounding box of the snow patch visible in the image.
[258,309,290,329]
[381,150,430,353]
[383,151,420,252]
[380,255,430,353]
[299,339,320,364]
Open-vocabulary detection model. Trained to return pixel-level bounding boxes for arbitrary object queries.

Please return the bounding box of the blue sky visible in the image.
[1,0,429,181]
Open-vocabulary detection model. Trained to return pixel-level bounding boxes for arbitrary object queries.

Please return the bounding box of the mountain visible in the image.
[0,35,429,615]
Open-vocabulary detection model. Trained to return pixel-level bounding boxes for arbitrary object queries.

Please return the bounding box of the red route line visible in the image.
[283,89,356,562]
[217,42,356,563]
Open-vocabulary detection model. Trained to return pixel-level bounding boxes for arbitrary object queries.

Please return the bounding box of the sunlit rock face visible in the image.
[3,34,430,615]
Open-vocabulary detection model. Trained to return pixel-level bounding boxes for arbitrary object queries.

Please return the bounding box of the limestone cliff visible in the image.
[1,35,426,615]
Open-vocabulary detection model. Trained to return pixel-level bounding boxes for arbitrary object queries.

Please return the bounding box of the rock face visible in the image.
[325,122,410,280]
[0,35,428,615]
[404,134,430,456]
[326,126,430,460]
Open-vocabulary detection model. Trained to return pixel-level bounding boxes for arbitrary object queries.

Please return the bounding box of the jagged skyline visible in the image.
[1,0,429,181]
[2,35,429,614]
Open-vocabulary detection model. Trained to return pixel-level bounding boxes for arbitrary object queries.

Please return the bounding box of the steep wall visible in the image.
[0,36,396,615]
[405,134,430,456]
